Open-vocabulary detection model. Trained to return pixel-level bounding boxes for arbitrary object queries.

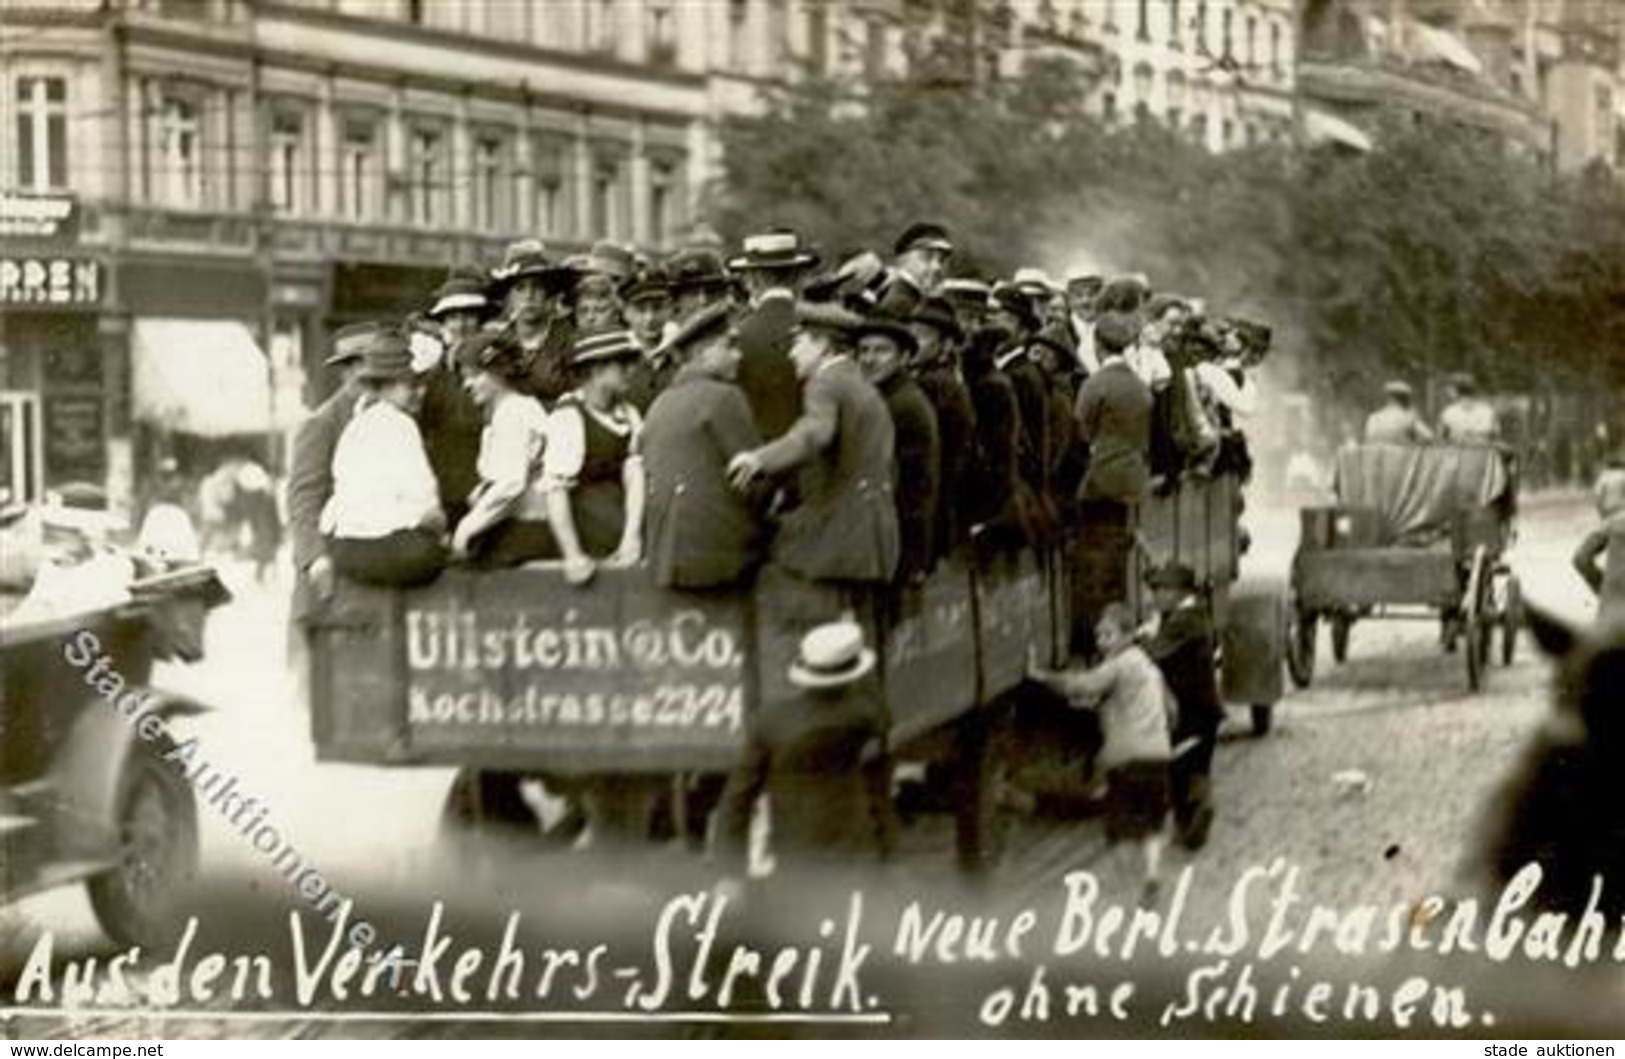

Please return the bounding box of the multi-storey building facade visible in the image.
[0,0,913,511]
[1009,0,1301,150]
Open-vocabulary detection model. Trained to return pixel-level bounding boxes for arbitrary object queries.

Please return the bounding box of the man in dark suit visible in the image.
[1144,563,1224,851]
[1072,311,1154,656]
[720,302,900,869]
[855,315,940,584]
[728,229,820,441]
[990,285,1053,535]
[641,304,765,589]
[286,323,378,695]
[910,297,978,563]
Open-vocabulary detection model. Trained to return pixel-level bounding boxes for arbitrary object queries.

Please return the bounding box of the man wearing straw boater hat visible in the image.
[729,227,821,440]
[490,239,579,404]
[762,619,887,869]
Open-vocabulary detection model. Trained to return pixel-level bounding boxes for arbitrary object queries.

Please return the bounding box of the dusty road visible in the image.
[4,491,1617,1037]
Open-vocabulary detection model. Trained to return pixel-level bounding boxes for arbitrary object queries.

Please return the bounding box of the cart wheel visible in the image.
[1464,547,1490,692]
[1501,576,1522,666]
[1286,607,1317,689]
[953,703,1012,877]
[88,738,199,950]
[1330,613,1353,664]
[1250,704,1274,736]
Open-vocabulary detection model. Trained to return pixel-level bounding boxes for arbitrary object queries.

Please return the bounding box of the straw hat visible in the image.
[787,621,877,690]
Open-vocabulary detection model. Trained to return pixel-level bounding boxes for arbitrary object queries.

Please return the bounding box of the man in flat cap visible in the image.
[490,239,579,404]
[1364,380,1433,445]
[893,222,954,296]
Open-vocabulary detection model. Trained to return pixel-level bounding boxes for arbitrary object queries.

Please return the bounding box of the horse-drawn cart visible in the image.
[1287,444,1521,692]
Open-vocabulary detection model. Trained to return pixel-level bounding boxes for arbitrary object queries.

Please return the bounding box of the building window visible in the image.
[1101,90,1117,122]
[807,0,829,75]
[648,160,676,247]
[1221,9,1232,59]
[1102,0,1116,33]
[339,117,378,222]
[864,17,887,79]
[405,0,424,24]
[590,157,623,239]
[1136,0,1149,40]
[1167,72,1186,130]
[647,0,677,66]
[534,138,570,238]
[727,0,749,70]
[472,134,508,231]
[1195,0,1206,54]
[269,110,305,215]
[157,95,203,208]
[587,0,617,53]
[1132,62,1154,111]
[1246,14,1257,67]
[1168,0,1181,48]
[14,76,68,191]
[1270,21,1282,77]
[1220,118,1233,149]
[409,125,446,227]
[767,0,790,63]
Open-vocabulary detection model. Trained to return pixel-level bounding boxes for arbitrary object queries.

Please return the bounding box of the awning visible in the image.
[132,318,274,437]
[1305,109,1375,152]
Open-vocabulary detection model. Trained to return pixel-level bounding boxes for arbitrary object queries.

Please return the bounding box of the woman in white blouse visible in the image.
[449,330,557,567]
[543,329,647,585]
[320,330,447,586]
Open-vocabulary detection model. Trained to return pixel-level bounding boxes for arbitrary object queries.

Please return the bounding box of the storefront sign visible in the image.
[0,192,79,241]
[0,256,101,308]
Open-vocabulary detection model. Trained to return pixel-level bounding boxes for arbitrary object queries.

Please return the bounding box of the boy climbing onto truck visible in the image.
[1030,601,1176,907]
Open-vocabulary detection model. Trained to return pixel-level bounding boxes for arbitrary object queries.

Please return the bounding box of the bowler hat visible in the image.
[656,302,733,360]
[427,270,492,319]
[325,321,387,367]
[793,301,865,336]
[728,228,820,272]
[570,328,642,368]
[912,296,964,342]
[853,312,918,355]
[353,328,415,382]
[893,221,954,257]
[666,248,731,293]
[490,239,578,294]
[1147,563,1199,593]
[787,621,877,690]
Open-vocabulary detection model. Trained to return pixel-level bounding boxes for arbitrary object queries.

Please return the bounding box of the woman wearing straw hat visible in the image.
[449,330,557,568]
[318,329,447,587]
[542,328,648,584]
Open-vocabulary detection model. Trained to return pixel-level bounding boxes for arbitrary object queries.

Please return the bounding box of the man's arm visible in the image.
[287,411,334,576]
[751,370,837,475]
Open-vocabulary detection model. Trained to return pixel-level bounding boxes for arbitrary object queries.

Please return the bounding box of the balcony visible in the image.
[1298,55,1546,145]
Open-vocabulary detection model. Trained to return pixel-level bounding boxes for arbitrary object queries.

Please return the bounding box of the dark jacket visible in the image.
[1076,358,1153,504]
[755,356,899,584]
[966,369,1036,548]
[915,361,979,561]
[625,347,682,415]
[642,362,765,588]
[417,365,484,522]
[732,293,801,440]
[1002,348,1052,497]
[1146,600,1225,737]
[286,386,359,623]
[879,373,941,582]
[513,319,577,405]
